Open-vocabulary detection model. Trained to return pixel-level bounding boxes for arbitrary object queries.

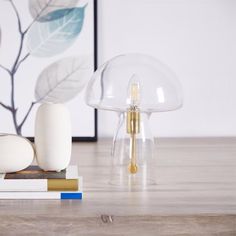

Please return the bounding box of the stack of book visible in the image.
[0,165,82,199]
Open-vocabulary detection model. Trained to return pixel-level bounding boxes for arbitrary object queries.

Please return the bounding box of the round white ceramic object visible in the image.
[0,134,34,173]
[35,103,72,172]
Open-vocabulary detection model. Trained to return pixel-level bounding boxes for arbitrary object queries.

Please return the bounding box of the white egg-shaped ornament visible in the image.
[0,134,34,173]
[35,103,72,172]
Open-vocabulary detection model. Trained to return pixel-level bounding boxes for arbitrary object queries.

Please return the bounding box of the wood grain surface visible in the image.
[0,138,235,235]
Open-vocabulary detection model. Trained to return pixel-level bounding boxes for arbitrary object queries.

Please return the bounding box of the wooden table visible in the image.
[0,138,236,235]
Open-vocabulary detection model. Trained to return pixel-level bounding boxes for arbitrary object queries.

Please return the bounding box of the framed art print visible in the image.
[0,0,97,141]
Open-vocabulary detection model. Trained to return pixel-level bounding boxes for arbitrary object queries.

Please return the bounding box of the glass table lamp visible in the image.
[85,54,183,189]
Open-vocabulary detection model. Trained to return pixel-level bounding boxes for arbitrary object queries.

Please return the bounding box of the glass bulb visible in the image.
[127,74,141,107]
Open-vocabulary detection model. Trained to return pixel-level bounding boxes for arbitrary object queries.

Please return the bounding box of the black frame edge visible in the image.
[72,0,98,142]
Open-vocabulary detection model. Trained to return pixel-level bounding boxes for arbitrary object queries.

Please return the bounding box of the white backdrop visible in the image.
[97,0,236,137]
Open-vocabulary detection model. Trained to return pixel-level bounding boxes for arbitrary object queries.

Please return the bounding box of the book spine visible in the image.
[0,179,81,192]
[48,179,78,191]
[0,192,82,199]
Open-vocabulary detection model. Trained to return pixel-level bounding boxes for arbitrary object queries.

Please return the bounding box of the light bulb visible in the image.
[127,74,141,107]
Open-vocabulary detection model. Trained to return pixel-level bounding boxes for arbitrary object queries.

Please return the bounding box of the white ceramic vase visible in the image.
[35,103,72,172]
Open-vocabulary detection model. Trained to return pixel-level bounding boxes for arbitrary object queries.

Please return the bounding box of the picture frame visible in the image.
[0,0,97,142]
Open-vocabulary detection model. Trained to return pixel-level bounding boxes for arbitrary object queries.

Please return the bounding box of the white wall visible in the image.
[97,0,236,137]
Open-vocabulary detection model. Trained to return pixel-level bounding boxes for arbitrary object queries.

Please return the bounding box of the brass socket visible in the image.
[127,109,140,134]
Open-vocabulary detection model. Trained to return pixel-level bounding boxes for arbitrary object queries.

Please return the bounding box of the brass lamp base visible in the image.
[126,107,140,174]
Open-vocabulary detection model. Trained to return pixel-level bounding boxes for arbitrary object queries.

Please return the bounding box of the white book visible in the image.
[0,166,82,192]
[0,191,83,199]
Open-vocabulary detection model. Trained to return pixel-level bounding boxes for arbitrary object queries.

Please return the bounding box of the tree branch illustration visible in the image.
[0,102,12,111]
[9,0,23,35]
[0,0,63,135]
[0,0,38,135]
[15,53,30,71]
[0,64,11,74]
[0,0,85,135]
[18,101,36,132]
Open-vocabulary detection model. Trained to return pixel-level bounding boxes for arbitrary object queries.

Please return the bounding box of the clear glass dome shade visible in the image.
[86,54,183,113]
